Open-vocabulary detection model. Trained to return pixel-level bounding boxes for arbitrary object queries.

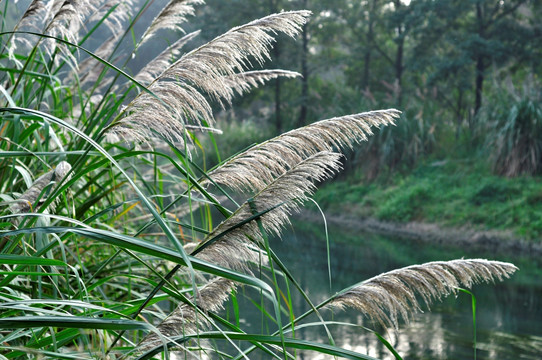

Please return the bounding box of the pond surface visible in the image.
[231,221,542,359]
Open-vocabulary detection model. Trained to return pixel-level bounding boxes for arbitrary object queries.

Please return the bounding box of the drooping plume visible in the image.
[139,0,204,47]
[7,0,48,64]
[44,0,94,44]
[137,152,342,354]
[193,151,342,271]
[160,10,310,106]
[89,0,134,35]
[135,30,201,85]
[10,161,72,214]
[15,0,48,32]
[224,70,301,96]
[107,11,310,144]
[77,34,120,87]
[137,277,236,353]
[327,259,518,329]
[205,109,400,193]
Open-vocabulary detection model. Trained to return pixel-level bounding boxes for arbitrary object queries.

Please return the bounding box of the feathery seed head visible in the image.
[10,161,72,214]
[108,11,311,144]
[90,0,135,35]
[194,152,342,271]
[45,0,94,43]
[137,277,236,352]
[225,70,301,96]
[327,259,518,329]
[206,109,400,193]
[136,30,201,85]
[139,0,204,47]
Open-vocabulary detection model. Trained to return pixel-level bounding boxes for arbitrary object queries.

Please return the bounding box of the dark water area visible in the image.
[230,221,542,359]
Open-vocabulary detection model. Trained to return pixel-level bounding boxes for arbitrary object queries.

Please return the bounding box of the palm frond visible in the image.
[194,151,342,271]
[327,259,518,329]
[139,0,204,47]
[206,109,400,193]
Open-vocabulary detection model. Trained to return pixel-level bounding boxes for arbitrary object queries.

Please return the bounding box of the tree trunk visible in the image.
[474,2,485,116]
[270,0,282,132]
[394,0,404,106]
[297,0,308,128]
[395,35,404,106]
[362,0,377,89]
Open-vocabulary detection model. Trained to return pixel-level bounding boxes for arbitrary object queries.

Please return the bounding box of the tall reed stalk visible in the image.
[0,1,517,359]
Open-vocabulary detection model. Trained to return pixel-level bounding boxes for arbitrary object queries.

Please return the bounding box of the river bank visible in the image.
[312,160,542,247]
[298,210,542,257]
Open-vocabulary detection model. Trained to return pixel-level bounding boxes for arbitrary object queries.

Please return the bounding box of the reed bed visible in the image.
[0,1,516,359]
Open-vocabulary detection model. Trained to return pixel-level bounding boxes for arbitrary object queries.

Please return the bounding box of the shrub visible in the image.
[480,75,542,177]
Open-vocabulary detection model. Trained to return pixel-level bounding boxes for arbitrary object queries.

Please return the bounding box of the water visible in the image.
[229,221,542,359]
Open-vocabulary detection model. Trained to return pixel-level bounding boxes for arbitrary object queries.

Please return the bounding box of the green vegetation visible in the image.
[0,1,527,360]
[316,160,542,239]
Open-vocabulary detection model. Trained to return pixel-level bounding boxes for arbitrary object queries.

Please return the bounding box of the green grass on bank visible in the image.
[315,159,542,241]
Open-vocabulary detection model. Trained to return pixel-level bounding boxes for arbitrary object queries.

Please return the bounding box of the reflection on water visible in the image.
[229,221,542,359]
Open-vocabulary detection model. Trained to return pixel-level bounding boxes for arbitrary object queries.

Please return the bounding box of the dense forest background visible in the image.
[186,0,542,179]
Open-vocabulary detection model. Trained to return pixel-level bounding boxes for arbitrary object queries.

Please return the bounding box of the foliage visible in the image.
[315,159,542,239]
[0,1,517,359]
[479,76,542,176]
[196,0,542,175]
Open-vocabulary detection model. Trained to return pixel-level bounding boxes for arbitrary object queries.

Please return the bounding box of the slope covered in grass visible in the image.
[315,160,542,240]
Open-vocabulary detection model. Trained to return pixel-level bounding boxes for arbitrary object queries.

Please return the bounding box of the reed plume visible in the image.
[193,151,342,271]
[139,0,204,47]
[159,10,310,106]
[327,259,518,329]
[6,0,48,63]
[77,34,119,87]
[10,161,72,214]
[89,0,134,35]
[205,109,400,193]
[15,0,47,32]
[135,30,201,85]
[137,277,236,353]
[44,0,94,44]
[107,10,310,144]
[225,69,301,96]
[136,153,340,352]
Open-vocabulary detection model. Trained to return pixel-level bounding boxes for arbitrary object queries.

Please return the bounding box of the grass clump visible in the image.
[376,180,433,222]
[0,1,518,359]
